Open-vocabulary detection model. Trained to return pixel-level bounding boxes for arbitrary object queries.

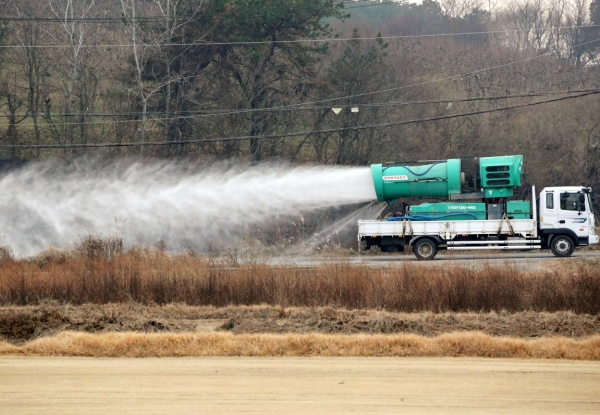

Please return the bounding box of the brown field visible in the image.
[1,244,599,359]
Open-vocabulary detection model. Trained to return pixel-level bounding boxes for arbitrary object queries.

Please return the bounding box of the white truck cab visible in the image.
[538,186,598,256]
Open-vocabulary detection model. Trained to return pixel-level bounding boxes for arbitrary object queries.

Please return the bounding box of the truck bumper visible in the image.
[589,235,599,245]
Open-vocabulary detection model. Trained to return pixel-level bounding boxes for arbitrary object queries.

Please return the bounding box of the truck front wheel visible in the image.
[550,235,575,257]
[413,238,438,260]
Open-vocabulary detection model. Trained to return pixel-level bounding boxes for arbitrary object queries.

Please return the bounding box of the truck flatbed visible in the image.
[358,218,538,240]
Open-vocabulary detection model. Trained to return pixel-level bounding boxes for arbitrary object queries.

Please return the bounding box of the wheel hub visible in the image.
[556,240,570,254]
[418,244,432,256]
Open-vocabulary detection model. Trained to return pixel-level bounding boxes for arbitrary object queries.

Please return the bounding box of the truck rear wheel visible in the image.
[413,238,438,260]
[550,235,575,257]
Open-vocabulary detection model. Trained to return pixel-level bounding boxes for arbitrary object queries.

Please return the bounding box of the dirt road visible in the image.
[1,357,598,414]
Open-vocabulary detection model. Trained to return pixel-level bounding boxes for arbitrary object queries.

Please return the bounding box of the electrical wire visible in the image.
[2,24,598,49]
[256,36,600,111]
[4,34,599,129]
[0,88,595,119]
[1,24,597,135]
[1,89,597,150]
[0,0,387,24]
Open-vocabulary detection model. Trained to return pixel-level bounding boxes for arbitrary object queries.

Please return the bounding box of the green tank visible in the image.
[370,155,524,203]
[370,159,462,202]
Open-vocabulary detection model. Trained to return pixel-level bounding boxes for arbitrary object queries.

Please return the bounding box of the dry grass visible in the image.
[0,246,13,260]
[1,331,599,360]
[76,235,124,260]
[1,250,599,313]
[1,247,597,359]
[1,303,599,344]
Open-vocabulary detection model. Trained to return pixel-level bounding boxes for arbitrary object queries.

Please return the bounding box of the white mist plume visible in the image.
[288,201,386,254]
[0,158,377,256]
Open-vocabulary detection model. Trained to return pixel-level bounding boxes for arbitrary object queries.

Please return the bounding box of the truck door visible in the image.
[556,191,589,240]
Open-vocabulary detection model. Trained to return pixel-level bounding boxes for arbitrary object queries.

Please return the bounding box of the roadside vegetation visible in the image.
[1,244,599,313]
[1,239,599,358]
[2,331,599,359]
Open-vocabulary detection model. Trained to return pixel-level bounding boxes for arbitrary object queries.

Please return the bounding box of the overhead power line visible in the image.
[3,32,595,125]
[0,89,595,120]
[0,0,391,24]
[4,36,599,129]
[263,36,600,111]
[2,89,598,150]
[1,24,599,49]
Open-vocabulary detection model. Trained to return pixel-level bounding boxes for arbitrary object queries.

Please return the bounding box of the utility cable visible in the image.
[226,36,600,115]
[1,24,598,49]
[0,88,595,119]
[3,36,599,129]
[4,36,600,129]
[0,0,387,24]
[1,89,597,149]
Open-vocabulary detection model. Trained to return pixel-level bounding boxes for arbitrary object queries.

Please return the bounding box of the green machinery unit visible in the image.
[370,155,530,221]
[506,201,530,219]
[408,202,487,221]
[479,155,523,198]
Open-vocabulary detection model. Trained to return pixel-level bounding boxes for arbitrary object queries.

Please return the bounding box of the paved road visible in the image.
[264,252,600,270]
[1,357,598,414]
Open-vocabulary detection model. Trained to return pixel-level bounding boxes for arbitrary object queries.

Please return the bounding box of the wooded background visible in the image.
[0,0,599,196]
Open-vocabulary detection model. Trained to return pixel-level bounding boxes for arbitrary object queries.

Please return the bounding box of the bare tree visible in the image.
[0,79,27,163]
[119,0,206,155]
[440,0,486,18]
[150,0,206,155]
[46,0,101,150]
[10,0,47,158]
[504,0,549,52]
[120,0,153,154]
[501,0,593,65]
[562,0,592,66]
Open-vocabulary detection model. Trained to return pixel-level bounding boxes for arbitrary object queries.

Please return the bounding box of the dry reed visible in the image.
[1,251,599,313]
[1,331,599,360]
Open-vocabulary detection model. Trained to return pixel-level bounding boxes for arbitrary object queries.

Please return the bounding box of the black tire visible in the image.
[413,238,438,260]
[550,235,575,257]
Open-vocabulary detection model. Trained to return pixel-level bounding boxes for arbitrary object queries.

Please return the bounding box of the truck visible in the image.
[358,155,599,260]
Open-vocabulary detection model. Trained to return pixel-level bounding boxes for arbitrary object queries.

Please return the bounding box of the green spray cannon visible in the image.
[370,155,524,204]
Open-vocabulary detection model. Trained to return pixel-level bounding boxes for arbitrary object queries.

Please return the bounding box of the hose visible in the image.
[382,161,446,177]
[386,212,478,221]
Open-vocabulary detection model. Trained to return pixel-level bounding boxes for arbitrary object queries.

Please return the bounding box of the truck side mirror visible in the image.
[560,192,570,200]
[579,194,585,203]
